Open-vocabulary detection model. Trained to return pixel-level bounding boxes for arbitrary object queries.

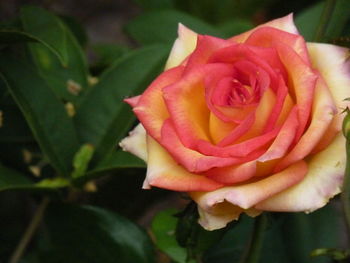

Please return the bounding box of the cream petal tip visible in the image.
[197,204,242,231]
[165,23,198,70]
[255,134,345,212]
[119,124,147,161]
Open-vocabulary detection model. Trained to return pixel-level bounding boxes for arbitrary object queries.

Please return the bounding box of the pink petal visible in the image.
[144,136,223,191]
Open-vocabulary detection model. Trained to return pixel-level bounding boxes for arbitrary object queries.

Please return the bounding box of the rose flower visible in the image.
[120,15,350,230]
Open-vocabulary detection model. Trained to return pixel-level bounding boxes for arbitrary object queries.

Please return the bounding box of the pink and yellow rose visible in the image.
[120,14,350,230]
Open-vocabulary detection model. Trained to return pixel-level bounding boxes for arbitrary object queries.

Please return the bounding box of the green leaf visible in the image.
[20,6,69,65]
[280,204,342,263]
[88,150,145,173]
[218,19,254,38]
[133,0,175,9]
[0,55,80,176]
[37,203,155,263]
[35,177,70,189]
[151,209,188,263]
[124,9,223,45]
[92,43,130,72]
[295,0,350,41]
[204,204,342,263]
[60,15,88,48]
[0,163,33,191]
[71,144,94,179]
[20,6,89,104]
[203,214,254,263]
[174,202,226,262]
[74,45,169,163]
[0,104,34,143]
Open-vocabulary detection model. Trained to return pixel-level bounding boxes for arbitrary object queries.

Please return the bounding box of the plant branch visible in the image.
[239,213,268,263]
[313,0,337,42]
[9,197,50,263]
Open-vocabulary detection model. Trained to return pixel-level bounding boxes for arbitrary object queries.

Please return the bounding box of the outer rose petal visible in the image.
[307,43,350,150]
[165,24,198,70]
[119,123,147,161]
[256,134,345,212]
[197,204,261,230]
[229,14,299,43]
[197,203,243,231]
[144,136,224,191]
[124,95,141,107]
[307,43,350,110]
[191,160,307,212]
[133,66,184,140]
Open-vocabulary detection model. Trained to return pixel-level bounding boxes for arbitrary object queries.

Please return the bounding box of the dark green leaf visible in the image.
[0,55,80,176]
[124,9,223,45]
[91,43,130,72]
[204,204,342,263]
[0,104,34,143]
[20,6,89,104]
[74,45,169,163]
[280,204,342,263]
[295,0,350,41]
[203,214,254,263]
[38,203,155,263]
[151,209,188,263]
[218,19,254,38]
[0,163,33,191]
[174,0,275,24]
[175,202,226,262]
[133,0,175,9]
[20,6,69,65]
[88,150,145,174]
[60,15,88,48]
[311,248,350,261]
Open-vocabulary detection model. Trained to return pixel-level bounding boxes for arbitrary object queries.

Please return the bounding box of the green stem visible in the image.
[239,213,268,263]
[341,139,350,237]
[313,0,337,42]
[8,197,50,263]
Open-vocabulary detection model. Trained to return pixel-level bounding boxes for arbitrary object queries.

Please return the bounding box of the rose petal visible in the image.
[275,77,337,171]
[219,87,276,146]
[197,204,261,230]
[197,202,243,230]
[133,66,184,140]
[165,24,198,70]
[119,123,147,161]
[191,160,307,210]
[163,64,233,148]
[197,127,278,158]
[307,43,350,151]
[229,14,299,43]
[275,42,317,140]
[144,136,224,191]
[256,134,345,212]
[184,35,232,73]
[307,43,350,110]
[245,27,310,64]
[205,161,257,184]
[258,106,298,162]
[124,95,141,107]
[160,119,253,173]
